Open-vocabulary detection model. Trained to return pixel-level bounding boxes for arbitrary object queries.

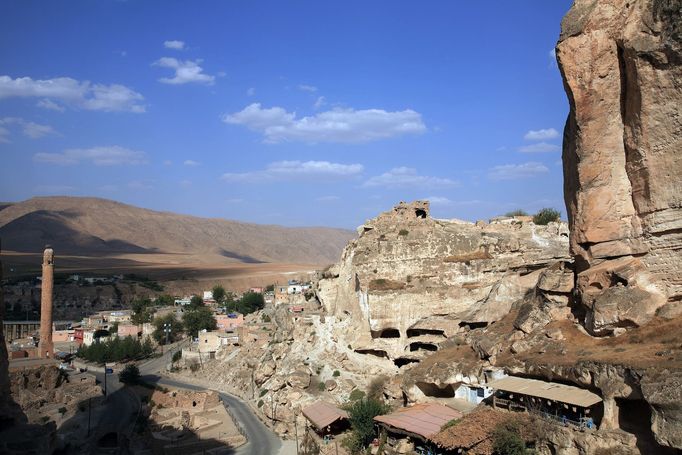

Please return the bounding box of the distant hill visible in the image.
[0,197,355,265]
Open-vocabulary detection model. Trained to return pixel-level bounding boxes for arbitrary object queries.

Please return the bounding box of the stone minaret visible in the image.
[38,246,54,358]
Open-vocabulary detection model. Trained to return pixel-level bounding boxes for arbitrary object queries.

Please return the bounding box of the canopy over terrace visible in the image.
[374,403,462,441]
[302,401,348,431]
[487,376,602,408]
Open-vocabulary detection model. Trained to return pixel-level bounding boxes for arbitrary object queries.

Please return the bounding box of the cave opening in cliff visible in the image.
[394,357,420,368]
[416,381,455,398]
[409,342,438,352]
[371,328,401,339]
[354,348,389,358]
[458,321,488,330]
[616,398,677,454]
[415,208,427,218]
[406,328,446,338]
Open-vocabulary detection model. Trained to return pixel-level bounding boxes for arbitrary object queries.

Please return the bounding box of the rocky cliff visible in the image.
[317,201,570,362]
[557,0,682,335]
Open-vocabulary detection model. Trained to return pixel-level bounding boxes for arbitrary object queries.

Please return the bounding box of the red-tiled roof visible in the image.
[302,401,348,430]
[374,403,462,440]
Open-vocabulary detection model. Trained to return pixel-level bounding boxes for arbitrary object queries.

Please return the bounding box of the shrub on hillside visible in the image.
[533,208,561,225]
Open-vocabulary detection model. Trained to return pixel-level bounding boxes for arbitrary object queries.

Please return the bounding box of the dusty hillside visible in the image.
[0,196,354,265]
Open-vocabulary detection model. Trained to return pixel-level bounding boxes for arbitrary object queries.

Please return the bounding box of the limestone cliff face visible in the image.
[557,0,682,335]
[317,201,570,360]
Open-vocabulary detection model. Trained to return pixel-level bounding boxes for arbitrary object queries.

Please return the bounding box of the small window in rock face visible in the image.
[192,401,197,407]
[415,209,427,219]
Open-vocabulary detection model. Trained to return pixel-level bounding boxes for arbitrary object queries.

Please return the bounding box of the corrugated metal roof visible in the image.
[374,403,462,440]
[488,376,602,408]
[302,401,348,430]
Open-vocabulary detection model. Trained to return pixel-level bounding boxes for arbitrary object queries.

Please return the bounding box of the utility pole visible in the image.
[164,323,171,353]
[104,366,107,397]
[294,413,299,455]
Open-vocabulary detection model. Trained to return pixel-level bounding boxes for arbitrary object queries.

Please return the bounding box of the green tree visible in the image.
[109,322,119,334]
[492,419,528,455]
[343,398,391,453]
[189,295,204,308]
[131,297,154,324]
[237,292,265,315]
[155,294,174,306]
[182,305,217,338]
[533,208,561,225]
[152,314,184,345]
[211,285,226,304]
[504,209,528,217]
[119,364,140,385]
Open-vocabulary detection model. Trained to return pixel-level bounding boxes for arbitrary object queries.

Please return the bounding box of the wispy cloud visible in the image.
[128,180,154,190]
[246,87,255,96]
[314,96,326,109]
[221,160,364,183]
[517,142,560,153]
[0,75,145,113]
[363,167,458,189]
[223,103,426,143]
[488,162,549,180]
[33,145,148,166]
[183,159,200,166]
[164,40,185,50]
[0,117,57,141]
[36,98,65,112]
[297,84,318,92]
[524,128,559,141]
[153,58,215,85]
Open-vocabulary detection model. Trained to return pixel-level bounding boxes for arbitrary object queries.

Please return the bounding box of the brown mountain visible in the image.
[0,196,355,265]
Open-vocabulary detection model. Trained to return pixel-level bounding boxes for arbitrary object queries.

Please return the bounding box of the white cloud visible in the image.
[314,96,326,109]
[488,162,549,180]
[223,103,426,143]
[226,198,245,204]
[164,40,185,50]
[36,98,65,112]
[518,142,560,153]
[183,159,200,166]
[524,128,559,141]
[153,57,215,85]
[246,87,255,96]
[33,145,148,166]
[0,75,145,112]
[363,167,459,189]
[297,84,318,92]
[163,160,173,166]
[221,160,364,183]
[0,117,57,140]
[180,179,192,188]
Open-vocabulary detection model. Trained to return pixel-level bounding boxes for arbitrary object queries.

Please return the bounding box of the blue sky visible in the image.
[0,1,572,228]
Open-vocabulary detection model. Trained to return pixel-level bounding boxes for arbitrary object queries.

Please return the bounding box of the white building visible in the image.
[203,291,213,300]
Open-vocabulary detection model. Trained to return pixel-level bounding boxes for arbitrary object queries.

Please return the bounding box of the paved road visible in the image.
[138,341,282,455]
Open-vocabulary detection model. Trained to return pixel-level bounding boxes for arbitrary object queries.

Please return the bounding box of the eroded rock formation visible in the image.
[317,201,570,360]
[557,0,682,335]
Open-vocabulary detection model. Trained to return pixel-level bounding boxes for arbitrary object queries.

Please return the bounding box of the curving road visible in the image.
[138,342,282,455]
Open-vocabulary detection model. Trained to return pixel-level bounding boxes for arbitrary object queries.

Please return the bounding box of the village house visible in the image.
[374,403,462,453]
[287,280,303,294]
[215,313,244,332]
[198,331,233,357]
[302,401,349,436]
[116,323,141,338]
[488,376,602,429]
[249,287,263,294]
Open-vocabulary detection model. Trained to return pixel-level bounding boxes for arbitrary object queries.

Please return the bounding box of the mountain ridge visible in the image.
[0,196,355,265]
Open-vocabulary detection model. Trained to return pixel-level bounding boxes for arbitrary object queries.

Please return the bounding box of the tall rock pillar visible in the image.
[557,0,682,335]
[38,247,54,358]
